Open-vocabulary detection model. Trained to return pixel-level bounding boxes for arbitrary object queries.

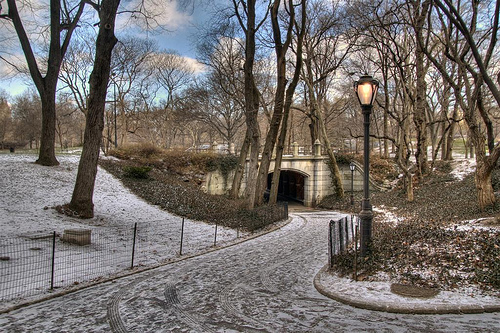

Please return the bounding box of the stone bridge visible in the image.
[205,141,381,207]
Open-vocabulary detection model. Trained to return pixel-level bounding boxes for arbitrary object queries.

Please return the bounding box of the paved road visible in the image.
[1,212,499,332]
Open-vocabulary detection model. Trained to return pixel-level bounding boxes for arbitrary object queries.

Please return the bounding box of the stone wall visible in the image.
[202,157,367,207]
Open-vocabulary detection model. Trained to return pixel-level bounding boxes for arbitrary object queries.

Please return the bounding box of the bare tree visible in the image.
[110,36,157,146]
[193,33,246,151]
[268,0,306,204]
[68,0,121,218]
[0,90,12,148]
[422,0,500,209]
[253,0,306,206]
[299,0,354,199]
[55,93,85,149]
[11,90,42,149]
[152,50,195,109]
[0,0,87,165]
[59,32,97,115]
[230,0,269,208]
[183,77,245,150]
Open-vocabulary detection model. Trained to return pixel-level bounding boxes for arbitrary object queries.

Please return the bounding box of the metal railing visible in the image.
[328,215,360,269]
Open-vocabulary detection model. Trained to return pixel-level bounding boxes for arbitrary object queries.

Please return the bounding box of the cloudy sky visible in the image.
[0,0,219,97]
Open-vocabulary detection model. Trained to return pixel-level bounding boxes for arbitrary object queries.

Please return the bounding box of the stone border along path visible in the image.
[1,212,500,332]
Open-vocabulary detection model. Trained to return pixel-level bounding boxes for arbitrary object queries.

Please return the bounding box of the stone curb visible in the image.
[1,216,293,314]
[314,265,500,314]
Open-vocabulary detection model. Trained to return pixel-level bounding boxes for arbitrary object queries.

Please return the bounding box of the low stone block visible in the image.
[62,229,91,245]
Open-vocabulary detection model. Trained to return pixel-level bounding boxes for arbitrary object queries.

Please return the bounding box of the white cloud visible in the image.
[118,0,191,31]
[182,56,205,74]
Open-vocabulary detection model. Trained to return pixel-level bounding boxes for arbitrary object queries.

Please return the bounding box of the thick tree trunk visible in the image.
[269,125,286,204]
[244,114,260,209]
[308,118,319,152]
[69,0,120,218]
[36,90,59,166]
[239,0,261,209]
[230,129,251,198]
[413,0,431,178]
[475,161,495,210]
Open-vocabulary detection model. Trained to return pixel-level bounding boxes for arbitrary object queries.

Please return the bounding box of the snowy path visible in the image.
[1,212,499,332]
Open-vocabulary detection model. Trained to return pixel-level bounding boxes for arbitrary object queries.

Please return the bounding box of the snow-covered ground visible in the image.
[0,153,245,307]
[450,157,477,181]
[1,153,500,331]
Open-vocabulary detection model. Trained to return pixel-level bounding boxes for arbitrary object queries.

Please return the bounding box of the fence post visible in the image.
[180,217,185,255]
[131,223,137,269]
[214,223,218,247]
[50,231,56,290]
[345,217,349,245]
[354,221,358,281]
[328,220,333,269]
[285,202,288,219]
[338,219,344,254]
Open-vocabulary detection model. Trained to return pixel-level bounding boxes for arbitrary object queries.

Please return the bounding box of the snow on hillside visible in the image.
[0,153,242,307]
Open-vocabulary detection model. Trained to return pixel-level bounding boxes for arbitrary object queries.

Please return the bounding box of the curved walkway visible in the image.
[1,212,500,332]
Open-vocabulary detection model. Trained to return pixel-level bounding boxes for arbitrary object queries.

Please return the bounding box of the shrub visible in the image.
[123,166,152,179]
[334,153,355,165]
[109,143,162,160]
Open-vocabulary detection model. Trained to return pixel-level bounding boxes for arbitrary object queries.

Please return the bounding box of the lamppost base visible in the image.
[359,200,373,257]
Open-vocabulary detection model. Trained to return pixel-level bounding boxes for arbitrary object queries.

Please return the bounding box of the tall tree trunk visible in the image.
[238,0,262,209]
[69,0,120,218]
[269,0,305,204]
[475,160,495,210]
[444,103,459,160]
[303,59,344,198]
[254,0,297,206]
[318,108,344,198]
[37,88,59,165]
[245,113,260,209]
[230,129,251,198]
[412,0,431,178]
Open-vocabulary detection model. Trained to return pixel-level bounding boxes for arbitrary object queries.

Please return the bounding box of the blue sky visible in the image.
[0,0,220,98]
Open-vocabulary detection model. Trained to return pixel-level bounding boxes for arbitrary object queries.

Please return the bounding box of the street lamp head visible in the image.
[354,75,379,107]
[349,161,356,172]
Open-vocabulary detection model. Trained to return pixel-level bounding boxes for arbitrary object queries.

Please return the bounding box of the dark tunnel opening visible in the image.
[266,170,305,203]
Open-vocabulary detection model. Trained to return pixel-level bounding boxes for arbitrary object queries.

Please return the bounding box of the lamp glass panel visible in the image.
[357,82,373,105]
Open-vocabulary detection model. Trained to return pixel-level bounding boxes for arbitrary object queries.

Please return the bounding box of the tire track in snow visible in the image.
[108,273,156,333]
[108,213,327,332]
[258,213,341,294]
[218,214,322,331]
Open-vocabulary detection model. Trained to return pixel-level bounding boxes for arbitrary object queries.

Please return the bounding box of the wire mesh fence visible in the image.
[0,203,289,304]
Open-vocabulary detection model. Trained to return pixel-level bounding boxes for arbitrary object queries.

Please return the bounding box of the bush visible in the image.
[109,143,162,160]
[334,153,355,165]
[123,166,152,179]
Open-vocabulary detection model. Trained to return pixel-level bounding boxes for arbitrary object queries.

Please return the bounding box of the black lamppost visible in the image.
[354,75,379,256]
[349,161,355,208]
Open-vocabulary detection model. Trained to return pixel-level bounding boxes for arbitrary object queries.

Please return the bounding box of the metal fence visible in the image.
[328,215,360,269]
[1,203,288,304]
